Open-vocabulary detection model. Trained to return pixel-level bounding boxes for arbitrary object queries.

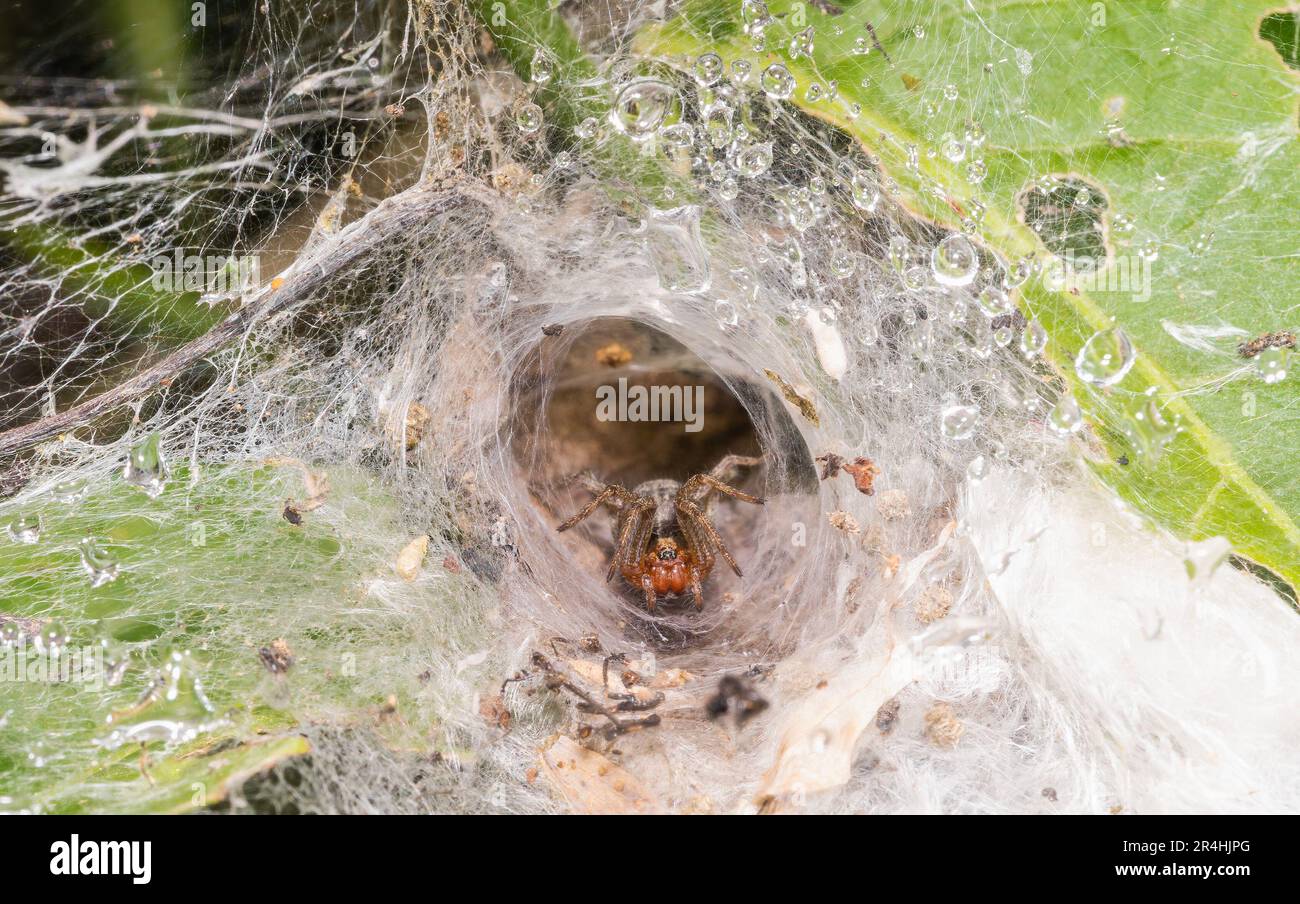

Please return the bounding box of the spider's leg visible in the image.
[679,500,744,577]
[689,564,705,610]
[609,499,655,582]
[680,472,765,507]
[627,500,657,567]
[708,454,764,484]
[640,574,658,612]
[570,471,613,496]
[557,485,632,532]
[678,510,714,577]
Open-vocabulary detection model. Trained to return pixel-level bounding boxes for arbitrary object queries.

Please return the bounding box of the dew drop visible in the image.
[715,297,740,328]
[1015,48,1033,75]
[644,205,711,294]
[736,142,773,177]
[79,538,119,588]
[940,404,979,440]
[515,102,544,135]
[6,514,40,544]
[789,26,815,60]
[966,454,988,482]
[888,235,910,273]
[760,64,796,100]
[718,176,739,200]
[1019,319,1047,358]
[610,79,678,141]
[1075,328,1136,387]
[1254,346,1290,384]
[530,49,554,86]
[941,133,966,163]
[124,431,168,498]
[660,122,694,148]
[931,234,979,287]
[575,116,599,140]
[97,651,226,750]
[965,159,987,184]
[850,169,880,212]
[976,286,1013,318]
[830,248,856,279]
[1047,395,1084,436]
[694,51,724,86]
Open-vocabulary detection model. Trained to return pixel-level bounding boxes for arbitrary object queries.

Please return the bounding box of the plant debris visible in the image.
[705,673,770,726]
[764,368,820,425]
[258,639,295,675]
[1238,330,1296,358]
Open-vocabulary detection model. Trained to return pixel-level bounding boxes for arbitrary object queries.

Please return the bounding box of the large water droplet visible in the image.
[714,298,739,328]
[1121,393,1180,460]
[97,651,226,750]
[693,51,724,86]
[736,142,773,177]
[610,79,678,142]
[6,514,40,544]
[850,169,880,212]
[1075,328,1135,387]
[1047,395,1083,436]
[976,287,1012,318]
[530,49,554,86]
[124,431,168,498]
[1254,346,1290,384]
[516,102,543,135]
[760,64,795,100]
[888,235,910,273]
[1020,319,1047,358]
[931,234,979,287]
[940,404,979,440]
[789,26,815,60]
[644,205,711,294]
[79,538,119,588]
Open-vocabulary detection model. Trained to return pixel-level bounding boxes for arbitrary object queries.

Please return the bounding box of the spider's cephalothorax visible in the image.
[556,454,764,611]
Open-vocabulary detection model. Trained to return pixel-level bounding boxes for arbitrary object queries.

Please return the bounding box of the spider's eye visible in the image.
[657,547,677,561]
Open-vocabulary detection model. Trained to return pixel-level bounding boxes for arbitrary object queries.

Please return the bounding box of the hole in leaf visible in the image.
[1018,177,1109,271]
[1260,11,1300,70]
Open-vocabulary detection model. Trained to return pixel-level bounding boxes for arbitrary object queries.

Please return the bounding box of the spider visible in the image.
[556,454,764,611]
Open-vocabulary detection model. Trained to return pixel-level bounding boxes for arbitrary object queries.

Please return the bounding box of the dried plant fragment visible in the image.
[925,702,964,748]
[404,402,431,450]
[539,735,662,815]
[828,510,861,534]
[764,368,820,425]
[1238,330,1296,358]
[842,458,881,495]
[395,535,430,581]
[258,639,295,675]
[875,488,912,521]
[915,585,953,624]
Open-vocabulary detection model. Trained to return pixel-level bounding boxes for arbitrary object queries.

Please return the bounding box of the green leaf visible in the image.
[1,461,489,811]
[637,0,1300,594]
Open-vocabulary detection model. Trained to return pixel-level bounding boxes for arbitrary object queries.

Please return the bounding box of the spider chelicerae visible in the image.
[556,454,764,611]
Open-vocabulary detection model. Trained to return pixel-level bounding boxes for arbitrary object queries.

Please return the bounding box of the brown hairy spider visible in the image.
[556,454,764,611]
